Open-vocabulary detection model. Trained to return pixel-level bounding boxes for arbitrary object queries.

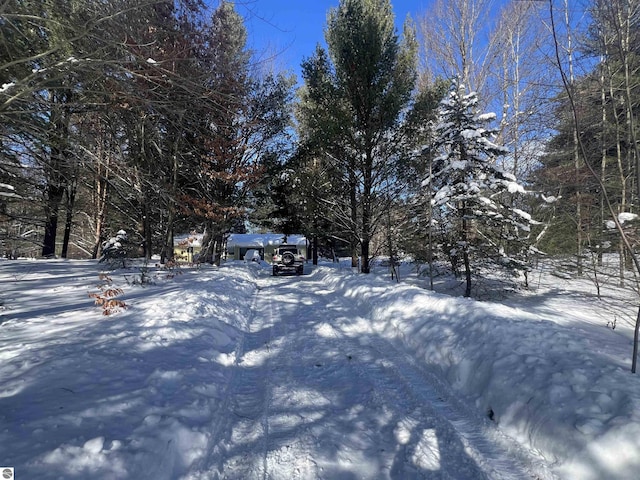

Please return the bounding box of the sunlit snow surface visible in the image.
[1,257,639,479]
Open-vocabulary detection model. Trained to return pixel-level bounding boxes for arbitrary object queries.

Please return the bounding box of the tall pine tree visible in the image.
[297,0,417,273]
[183,1,294,264]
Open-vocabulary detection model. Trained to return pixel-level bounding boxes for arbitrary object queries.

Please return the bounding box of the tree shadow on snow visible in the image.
[200,272,492,480]
[0,263,493,479]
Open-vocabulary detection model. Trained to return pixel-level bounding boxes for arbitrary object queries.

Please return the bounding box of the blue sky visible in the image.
[234,1,426,79]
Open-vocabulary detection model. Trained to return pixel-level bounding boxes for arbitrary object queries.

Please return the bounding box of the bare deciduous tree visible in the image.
[417,0,499,104]
[548,0,640,372]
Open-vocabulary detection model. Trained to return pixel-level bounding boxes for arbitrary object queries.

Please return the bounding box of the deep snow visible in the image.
[1,256,639,479]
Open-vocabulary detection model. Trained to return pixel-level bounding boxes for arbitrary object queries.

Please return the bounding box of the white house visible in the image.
[226,234,307,263]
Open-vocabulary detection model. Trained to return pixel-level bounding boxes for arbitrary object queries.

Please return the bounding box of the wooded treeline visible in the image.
[1,0,639,291]
[0,0,294,264]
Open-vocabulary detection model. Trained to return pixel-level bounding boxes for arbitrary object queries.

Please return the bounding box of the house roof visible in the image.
[174,233,307,249]
[227,233,306,248]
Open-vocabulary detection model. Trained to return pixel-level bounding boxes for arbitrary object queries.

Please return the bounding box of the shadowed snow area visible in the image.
[1,258,639,479]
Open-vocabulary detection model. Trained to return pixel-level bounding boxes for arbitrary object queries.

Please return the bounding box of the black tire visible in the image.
[272,266,278,276]
[296,265,303,275]
[282,252,295,266]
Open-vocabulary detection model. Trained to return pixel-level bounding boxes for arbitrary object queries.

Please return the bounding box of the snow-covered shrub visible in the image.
[425,78,536,296]
[99,230,129,268]
[124,260,155,286]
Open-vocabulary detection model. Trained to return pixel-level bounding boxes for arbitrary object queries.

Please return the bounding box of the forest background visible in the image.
[1,0,639,298]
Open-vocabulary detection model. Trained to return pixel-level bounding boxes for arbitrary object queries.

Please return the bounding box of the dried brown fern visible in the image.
[89,274,127,315]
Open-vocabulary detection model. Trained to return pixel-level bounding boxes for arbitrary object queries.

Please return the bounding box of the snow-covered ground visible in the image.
[1,256,639,479]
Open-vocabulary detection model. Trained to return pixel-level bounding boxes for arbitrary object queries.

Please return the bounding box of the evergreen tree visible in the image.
[428,79,533,297]
[182,1,294,264]
[297,0,417,273]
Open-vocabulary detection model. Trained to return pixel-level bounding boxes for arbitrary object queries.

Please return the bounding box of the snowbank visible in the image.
[309,265,640,479]
[0,260,256,480]
[2,258,639,479]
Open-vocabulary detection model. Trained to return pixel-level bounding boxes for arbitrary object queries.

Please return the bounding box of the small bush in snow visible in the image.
[99,230,129,268]
[124,260,155,286]
[158,259,183,279]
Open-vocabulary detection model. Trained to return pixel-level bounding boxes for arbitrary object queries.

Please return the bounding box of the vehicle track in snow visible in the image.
[195,286,284,479]
[184,287,259,480]
[187,268,553,480]
[329,319,553,480]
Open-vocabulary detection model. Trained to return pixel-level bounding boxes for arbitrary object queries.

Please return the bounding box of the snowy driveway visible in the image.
[186,268,537,479]
[0,260,555,479]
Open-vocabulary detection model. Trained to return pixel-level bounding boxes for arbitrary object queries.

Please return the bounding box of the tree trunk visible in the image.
[161,226,174,264]
[200,224,215,263]
[139,197,152,259]
[598,62,606,270]
[633,305,640,373]
[200,222,225,265]
[61,180,77,258]
[41,185,65,257]
[387,200,396,281]
[361,237,370,273]
[160,200,176,264]
[462,200,472,297]
[605,58,626,286]
[349,167,359,269]
[91,148,110,259]
[42,89,70,258]
[312,215,318,265]
[312,235,318,265]
[574,130,583,276]
[463,248,472,298]
[213,233,225,266]
[427,153,434,290]
[144,204,152,260]
[351,244,359,269]
[361,153,373,274]
[564,1,583,276]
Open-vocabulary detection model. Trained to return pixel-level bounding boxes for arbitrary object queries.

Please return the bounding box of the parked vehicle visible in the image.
[244,249,261,262]
[272,245,304,276]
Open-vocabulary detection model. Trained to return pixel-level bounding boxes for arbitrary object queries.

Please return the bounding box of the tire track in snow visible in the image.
[218,289,276,480]
[185,275,319,480]
[200,277,306,479]
[311,318,494,479]
[257,279,319,479]
[188,268,553,479]
[367,333,555,480]
[184,286,264,480]
[337,323,551,480]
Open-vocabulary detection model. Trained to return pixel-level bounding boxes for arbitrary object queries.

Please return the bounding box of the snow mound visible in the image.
[309,266,640,480]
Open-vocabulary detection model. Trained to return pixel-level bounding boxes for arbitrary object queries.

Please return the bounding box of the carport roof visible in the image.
[227,233,306,248]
